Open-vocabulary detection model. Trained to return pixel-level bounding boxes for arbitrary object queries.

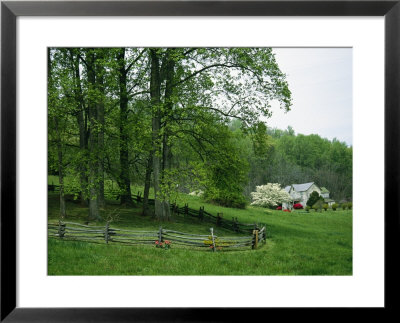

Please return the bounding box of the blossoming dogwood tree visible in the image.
[250,183,292,208]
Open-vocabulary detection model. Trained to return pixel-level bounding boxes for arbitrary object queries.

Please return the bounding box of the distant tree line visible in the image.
[244,125,352,201]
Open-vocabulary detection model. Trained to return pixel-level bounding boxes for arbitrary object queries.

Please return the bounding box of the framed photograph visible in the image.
[1,0,399,321]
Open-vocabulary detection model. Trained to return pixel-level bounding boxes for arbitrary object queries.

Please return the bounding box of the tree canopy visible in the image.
[48,47,293,220]
[48,47,352,221]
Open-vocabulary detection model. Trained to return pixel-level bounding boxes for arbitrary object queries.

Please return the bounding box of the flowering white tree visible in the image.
[250,183,292,208]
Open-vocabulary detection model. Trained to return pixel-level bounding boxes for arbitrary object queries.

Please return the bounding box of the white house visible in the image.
[282,182,335,209]
[320,187,335,206]
[320,187,330,198]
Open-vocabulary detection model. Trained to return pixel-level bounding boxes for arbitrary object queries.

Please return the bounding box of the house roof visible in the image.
[284,186,291,193]
[320,187,329,193]
[292,182,314,192]
[324,198,335,203]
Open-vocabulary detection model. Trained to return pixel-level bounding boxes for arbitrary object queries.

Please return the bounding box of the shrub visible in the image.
[347,202,352,210]
[306,191,323,207]
[332,203,338,211]
[313,200,324,212]
[204,189,247,209]
[323,204,328,211]
[189,190,204,197]
[276,206,282,210]
[341,203,347,210]
[155,240,171,250]
[216,194,247,209]
[293,203,303,209]
[306,206,311,212]
[312,205,319,212]
[250,183,292,208]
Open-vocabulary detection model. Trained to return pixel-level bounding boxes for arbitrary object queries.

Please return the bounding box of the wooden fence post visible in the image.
[262,226,266,244]
[252,229,259,249]
[210,227,216,252]
[184,204,188,217]
[105,221,110,244]
[199,206,204,221]
[58,221,65,239]
[158,226,163,243]
[216,213,222,226]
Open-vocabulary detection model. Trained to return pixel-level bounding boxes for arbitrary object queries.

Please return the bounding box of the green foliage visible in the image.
[48,46,352,222]
[341,203,347,210]
[193,124,250,209]
[312,200,324,212]
[263,129,352,201]
[332,203,339,211]
[313,199,324,211]
[323,204,329,211]
[347,202,352,210]
[305,206,311,212]
[307,191,323,207]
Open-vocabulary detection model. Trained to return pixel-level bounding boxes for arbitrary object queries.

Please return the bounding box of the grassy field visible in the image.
[48,176,352,275]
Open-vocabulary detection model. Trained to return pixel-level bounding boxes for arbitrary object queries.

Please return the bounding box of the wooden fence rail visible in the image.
[48,221,266,251]
[48,185,269,238]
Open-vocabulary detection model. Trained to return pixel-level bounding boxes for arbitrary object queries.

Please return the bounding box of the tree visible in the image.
[199,123,250,208]
[115,48,148,206]
[250,183,292,208]
[85,48,101,220]
[147,48,292,219]
[306,191,323,207]
[67,48,88,206]
[48,48,66,219]
[116,48,134,206]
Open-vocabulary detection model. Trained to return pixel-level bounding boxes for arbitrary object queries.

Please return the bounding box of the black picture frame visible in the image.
[1,0,399,321]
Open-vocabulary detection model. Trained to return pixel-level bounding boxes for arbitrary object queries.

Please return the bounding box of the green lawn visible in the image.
[47,179,352,275]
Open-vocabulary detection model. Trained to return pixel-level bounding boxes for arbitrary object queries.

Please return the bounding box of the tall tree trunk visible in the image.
[48,49,66,219]
[69,49,88,206]
[96,49,105,209]
[117,48,133,206]
[150,48,164,219]
[86,49,100,220]
[160,50,175,220]
[54,117,66,219]
[142,153,152,216]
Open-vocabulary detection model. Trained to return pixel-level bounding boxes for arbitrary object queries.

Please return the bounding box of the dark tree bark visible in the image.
[142,153,152,216]
[149,48,164,219]
[54,116,66,219]
[160,49,175,220]
[69,48,88,206]
[117,48,134,206]
[96,49,105,209]
[86,49,100,220]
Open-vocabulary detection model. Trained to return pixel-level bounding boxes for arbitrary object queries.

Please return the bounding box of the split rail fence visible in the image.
[48,185,269,237]
[48,221,266,251]
[135,193,267,235]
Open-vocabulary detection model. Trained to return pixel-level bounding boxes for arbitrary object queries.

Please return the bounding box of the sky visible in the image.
[266,48,352,146]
